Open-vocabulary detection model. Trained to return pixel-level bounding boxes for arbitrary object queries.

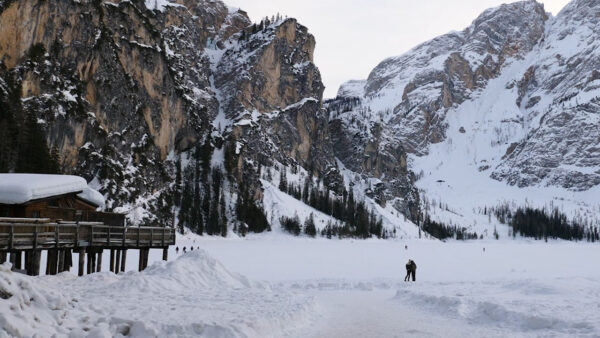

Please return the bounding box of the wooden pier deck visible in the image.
[0,218,175,276]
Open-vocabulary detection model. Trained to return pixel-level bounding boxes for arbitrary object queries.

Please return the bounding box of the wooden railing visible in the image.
[0,219,175,251]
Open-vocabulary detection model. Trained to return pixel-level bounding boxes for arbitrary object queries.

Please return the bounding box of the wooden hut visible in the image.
[0,174,124,226]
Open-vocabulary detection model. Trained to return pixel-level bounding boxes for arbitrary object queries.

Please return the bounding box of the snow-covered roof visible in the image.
[0,174,101,205]
[77,186,106,209]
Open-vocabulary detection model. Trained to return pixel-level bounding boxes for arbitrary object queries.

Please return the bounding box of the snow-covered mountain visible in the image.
[332,0,600,235]
[1,0,598,239]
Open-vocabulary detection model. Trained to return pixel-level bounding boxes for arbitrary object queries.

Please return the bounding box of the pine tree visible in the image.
[174,159,182,206]
[278,167,287,192]
[304,213,317,237]
[220,189,227,237]
[49,146,61,174]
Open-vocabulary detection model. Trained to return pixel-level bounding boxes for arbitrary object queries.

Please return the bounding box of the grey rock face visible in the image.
[491,0,600,190]
[0,0,341,225]
[336,0,600,192]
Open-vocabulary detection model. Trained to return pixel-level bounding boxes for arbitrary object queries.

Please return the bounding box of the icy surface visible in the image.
[0,174,87,204]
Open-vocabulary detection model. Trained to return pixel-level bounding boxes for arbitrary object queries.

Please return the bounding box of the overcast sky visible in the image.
[225,0,570,98]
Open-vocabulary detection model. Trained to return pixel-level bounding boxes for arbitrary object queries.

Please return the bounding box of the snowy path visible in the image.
[299,290,448,338]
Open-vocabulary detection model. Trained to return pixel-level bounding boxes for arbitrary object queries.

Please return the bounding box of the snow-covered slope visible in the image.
[332,0,600,234]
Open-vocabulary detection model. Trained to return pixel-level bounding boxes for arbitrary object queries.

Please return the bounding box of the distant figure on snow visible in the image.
[405,245,408,250]
[404,261,412,281]
[191,246,194,251]
[176,246,179,254]
[405,259,417,282]
[483,247,486,252]
[183,246,187,253]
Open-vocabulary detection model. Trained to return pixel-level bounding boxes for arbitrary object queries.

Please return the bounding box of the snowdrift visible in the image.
[0,251,314,338]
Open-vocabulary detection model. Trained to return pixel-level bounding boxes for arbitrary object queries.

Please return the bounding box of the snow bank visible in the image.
[0,174,87,204]
[0,263,71,338]
[0,250,315,337]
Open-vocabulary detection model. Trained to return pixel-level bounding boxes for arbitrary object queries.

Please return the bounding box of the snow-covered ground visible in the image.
[3,233,597,337]
[193,236,600,338]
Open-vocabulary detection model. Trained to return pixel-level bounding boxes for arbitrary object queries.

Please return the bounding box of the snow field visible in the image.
[195,236,600,337]
[2,233,599,337]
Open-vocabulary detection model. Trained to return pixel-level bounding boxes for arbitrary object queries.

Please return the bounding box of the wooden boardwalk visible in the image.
[0,218,175,276]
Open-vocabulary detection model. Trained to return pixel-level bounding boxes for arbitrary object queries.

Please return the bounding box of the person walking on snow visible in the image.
[405,259,417,282]
[404,260,412,281]
[409,259,417,281]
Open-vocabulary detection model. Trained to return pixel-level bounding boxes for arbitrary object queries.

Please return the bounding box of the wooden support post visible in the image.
[86,250,92,275]
[0,252,6,264]
[97,249,103,272]
[138,249,143,272]
[24,251,30,275]
[47,250,58,275]
[9,252,17,271]
[58,249,65,273]
[15,251,22,270]
[110,249,115,273]
[45,251,51,275]
[65,250,73,271]
[90,250,96,274]
[32,250,41,276]
[143,249,149,270]
[115,250,121,273]
[162,247,168,261]
[78,248,85,277]
[120,249,127,272]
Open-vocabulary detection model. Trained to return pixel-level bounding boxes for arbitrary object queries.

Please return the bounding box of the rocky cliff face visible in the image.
[335,0,600,194]
[331,0,600,236]
[0,0,339,227]
[490,0,600,190]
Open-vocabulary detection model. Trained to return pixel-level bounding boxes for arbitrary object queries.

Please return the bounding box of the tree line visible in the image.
[277,168,388,239]
[175,139,271,237]
[490,205,599,242]
[421,217,480,240]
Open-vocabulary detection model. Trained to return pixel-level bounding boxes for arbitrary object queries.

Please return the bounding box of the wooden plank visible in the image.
[162,247,168,261]
[0,218,51,223]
